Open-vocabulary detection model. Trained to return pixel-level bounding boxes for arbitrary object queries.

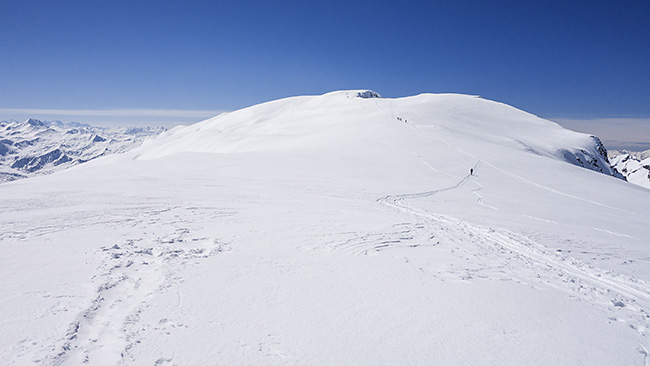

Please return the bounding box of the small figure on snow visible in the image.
[470,168,474,175]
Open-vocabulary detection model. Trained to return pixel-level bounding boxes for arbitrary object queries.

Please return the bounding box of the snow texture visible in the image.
[1,90,650,366]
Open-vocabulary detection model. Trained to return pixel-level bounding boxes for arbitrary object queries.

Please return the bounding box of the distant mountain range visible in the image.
[0,119,165,183]
[608,149,650,189]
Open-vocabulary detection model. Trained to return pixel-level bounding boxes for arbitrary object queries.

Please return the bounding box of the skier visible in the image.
[470,168,474,175]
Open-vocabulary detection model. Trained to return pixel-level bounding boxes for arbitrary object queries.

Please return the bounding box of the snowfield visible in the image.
[1,90,649,365]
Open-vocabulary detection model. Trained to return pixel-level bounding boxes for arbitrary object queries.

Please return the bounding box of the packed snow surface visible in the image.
[1,90,650,365]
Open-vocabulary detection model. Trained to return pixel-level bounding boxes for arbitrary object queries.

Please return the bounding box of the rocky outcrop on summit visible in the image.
[355,90,382,99]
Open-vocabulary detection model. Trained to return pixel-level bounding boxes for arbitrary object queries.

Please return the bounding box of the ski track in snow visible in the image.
[471,181,500,211]
[482,159,643,217]
[373,114,650,350]
[375,164,650,351]
[402,112,642,218]
[594,227,635,239]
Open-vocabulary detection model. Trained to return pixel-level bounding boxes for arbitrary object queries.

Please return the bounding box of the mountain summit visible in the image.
[137,90,621,180]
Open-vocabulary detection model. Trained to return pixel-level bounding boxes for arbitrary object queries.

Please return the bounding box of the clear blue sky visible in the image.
[1,0,649,141]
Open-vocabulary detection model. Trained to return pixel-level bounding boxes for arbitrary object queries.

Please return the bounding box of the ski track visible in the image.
[471,181,500,211]
[403,113,642,217]
[368,115,650,350]
[481,159,644,217]
[375,165,650,350]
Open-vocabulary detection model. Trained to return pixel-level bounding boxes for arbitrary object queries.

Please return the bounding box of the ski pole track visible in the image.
[46,228,230,365]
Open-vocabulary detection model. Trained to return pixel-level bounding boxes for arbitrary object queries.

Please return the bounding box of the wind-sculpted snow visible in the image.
[1,91,649,365]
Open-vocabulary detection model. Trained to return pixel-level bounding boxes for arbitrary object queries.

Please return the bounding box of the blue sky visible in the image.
[1,1,649,148]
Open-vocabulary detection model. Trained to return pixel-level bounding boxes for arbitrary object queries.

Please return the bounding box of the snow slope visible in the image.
[1,91,649,365]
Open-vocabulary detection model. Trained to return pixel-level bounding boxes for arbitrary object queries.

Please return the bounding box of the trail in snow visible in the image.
[374,115,650,348]
[377,163,474,202]
[471,180,500,211]
[400,112,641,217]
[377,164,650,348]
[40,212,232,365]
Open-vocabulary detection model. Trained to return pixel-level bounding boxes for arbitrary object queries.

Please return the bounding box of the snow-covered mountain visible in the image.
[609,149,650,189]
[611,149,650,161]
[1,91,649,365]
[0,119,165,182]
[137,91,623,180]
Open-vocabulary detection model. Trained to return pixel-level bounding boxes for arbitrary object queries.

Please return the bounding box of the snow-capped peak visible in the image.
[0,119,165,182]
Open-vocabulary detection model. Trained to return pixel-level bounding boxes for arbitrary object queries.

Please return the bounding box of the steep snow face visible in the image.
[610,152,650,189]
[0,119,165,182]
[1,91,650,365]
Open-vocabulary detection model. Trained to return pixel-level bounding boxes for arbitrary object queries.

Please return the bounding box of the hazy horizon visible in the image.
[2,100,649,152]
